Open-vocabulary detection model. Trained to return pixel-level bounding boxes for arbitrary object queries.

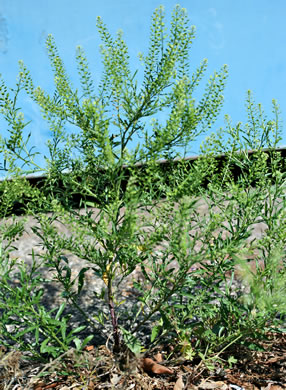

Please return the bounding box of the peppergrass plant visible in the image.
[0,5,285,364]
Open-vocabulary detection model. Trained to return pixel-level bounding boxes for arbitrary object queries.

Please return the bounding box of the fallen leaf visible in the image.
[174,375,184,390]
[198,381,228,389]
[110,373,121,386]
[87,381,95,389]
[40,383,63,390]
[84,345,94,352]
[60,384,82,390]
[142,357,174,375]
[154,352,163,363]
[265,356,279,364]
[34,382,45,390]
[59,387,77,390]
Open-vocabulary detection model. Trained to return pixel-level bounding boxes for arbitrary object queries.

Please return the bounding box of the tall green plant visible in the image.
[0,5,284,363]
[0,5,227,353]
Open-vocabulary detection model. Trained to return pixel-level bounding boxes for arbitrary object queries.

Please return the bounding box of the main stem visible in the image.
[108,278,121,353]
[104,171,123,353]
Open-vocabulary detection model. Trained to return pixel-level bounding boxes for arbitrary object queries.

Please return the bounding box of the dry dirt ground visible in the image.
[0,331,285,389]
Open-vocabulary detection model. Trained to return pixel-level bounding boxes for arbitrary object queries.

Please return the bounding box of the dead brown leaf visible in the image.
[261,385,286,390]
[154,352,164,363]
[173,375,184,390]
[265,356,280,364]
[198,380,228,389]
[84,345,94,352]
[141,357,174,375]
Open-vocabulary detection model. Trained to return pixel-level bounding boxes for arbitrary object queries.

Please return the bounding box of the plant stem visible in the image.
[107,278,121,352]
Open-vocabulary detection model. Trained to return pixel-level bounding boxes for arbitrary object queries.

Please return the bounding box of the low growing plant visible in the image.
[0,222,93,359]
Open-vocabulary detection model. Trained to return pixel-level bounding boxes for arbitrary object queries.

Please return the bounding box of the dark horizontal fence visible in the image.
[1,146,286,216]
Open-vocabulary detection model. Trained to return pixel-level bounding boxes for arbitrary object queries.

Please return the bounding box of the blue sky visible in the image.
[0,0,285,170]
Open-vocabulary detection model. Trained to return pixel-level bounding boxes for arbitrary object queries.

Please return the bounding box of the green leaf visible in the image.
[35,327,40,344]
[121,328,142,355]
[80,335,94,350]
[228,355,237,367]
[73,337,82,351]
[40,337,51,354]
[77,267,89,295]
[15,325,37,338]
[151,324,162,342]
[61,318,67,341]
[55,303,66,320]
[71,325,86,334]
